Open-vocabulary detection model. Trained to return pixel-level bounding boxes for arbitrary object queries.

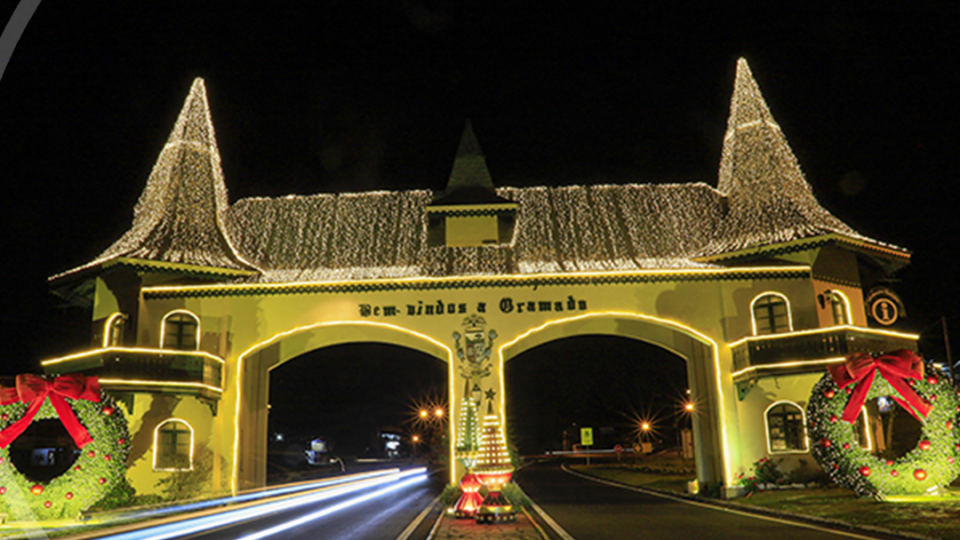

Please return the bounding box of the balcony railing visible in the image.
[41,347,223,400]
[731,326,918,379]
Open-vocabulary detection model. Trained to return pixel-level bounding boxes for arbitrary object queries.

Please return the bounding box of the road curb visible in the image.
[561,464,939,540]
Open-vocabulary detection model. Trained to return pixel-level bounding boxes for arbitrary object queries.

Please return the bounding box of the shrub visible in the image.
[501,482,529,508]
[441,483,463,506]
[739,457,783,493]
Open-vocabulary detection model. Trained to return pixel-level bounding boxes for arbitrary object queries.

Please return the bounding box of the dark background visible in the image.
[1,2,957,452]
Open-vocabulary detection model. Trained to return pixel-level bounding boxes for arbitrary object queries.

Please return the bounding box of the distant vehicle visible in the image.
[305,437,342,469]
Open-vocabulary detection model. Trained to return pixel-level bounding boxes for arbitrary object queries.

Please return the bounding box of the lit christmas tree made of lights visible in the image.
[455,395,481,470]
[474,414,513,476]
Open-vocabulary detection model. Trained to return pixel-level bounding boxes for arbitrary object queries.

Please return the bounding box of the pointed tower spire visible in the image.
[446,120,496,193]
[94,78,258,271]
[433,121,508,205]
[708,58,861,253]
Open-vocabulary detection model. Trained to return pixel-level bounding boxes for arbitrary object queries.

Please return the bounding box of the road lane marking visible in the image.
[527,498,577,540]
[521,506,552,540]
[396,494,441,540]
[424,506,445,540]
[561,465,883,540]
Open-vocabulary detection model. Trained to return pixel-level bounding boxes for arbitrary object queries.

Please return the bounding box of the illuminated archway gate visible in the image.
[44,61,917,499]
[137,268,795,494]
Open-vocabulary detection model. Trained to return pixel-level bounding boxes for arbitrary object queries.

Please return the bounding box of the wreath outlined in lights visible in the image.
[0,389,130,519]
[807,353,960,499]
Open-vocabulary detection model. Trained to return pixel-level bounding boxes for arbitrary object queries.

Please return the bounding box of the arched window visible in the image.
[765,401,807,453]
[154,419,194,471]
[827,290,851,326]
[103,313,127,347]
[161,311,200,351]
[751,293,792,335]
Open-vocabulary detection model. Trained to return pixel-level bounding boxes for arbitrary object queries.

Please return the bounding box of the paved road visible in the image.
[516,461,882,540]
[93,471,444,540]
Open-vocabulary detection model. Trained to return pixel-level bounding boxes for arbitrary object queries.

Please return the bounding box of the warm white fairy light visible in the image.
[51,78,258,282]
[54,61,907,286]
[473,414,511,474]
[704,58,879,255]
[455,396,481,469]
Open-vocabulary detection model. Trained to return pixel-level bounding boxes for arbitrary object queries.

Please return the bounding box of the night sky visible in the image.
[1,3,958,452]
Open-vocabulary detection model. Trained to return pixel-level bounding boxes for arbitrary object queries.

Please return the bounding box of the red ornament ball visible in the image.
[43,501,52,509]
[930,394,938,402]
[842,442,851,450]
[859,466,871,477]
[824,389,836,399]
[948,457,956,465]
[919,439,932,451]
[74,465,81,471]
[891,470,899,477]
[844,387,853,394]
[1,413,7,421]
[30,484,43,496]
[0,487,5,495]
[927,375,939,385]
[65,492,73,500]
[829,415,838,423]
[886,460,895,466]
[103,406,115,416]
[98,477,107,485]
[947,421,953,431]
[87,450,96,458]
[0,457,4,463]
[118,438,126,445]
[821,438,832,448]
[914,469,927,481]
[105,454,112,461]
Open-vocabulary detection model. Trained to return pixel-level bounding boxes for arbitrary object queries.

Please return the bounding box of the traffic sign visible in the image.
[614,444,623,454]
[580,427,593,446]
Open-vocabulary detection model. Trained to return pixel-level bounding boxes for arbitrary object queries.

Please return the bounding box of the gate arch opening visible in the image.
[267,342,447,481]
[497,312,732,487]
[232,321,453,491]
[505,335,689,455]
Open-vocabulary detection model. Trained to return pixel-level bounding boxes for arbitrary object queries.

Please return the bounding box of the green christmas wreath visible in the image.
[807,350,960,498]
[0,374,130,520]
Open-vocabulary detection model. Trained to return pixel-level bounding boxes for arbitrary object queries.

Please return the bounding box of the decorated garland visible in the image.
[0,374,130,519]
[807,350,960,498]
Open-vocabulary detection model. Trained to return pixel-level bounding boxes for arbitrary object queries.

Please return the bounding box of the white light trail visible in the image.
[97,469,427,540]
[103,469,399,523]
[235,474,427,540]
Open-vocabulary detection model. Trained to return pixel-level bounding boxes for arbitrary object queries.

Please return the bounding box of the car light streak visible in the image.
[98,469,400,523]
[97,469,426,540]
[235,474,428,540]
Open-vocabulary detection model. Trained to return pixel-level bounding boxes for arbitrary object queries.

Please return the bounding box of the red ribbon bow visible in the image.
[827,350,931,424]
[0,374,101,450]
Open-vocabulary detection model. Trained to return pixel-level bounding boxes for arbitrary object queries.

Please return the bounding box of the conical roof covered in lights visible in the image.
[52,78,259,281]
[702,58,867,255]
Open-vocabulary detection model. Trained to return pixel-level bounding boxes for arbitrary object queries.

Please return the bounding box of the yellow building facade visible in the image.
[43,59,916,499]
